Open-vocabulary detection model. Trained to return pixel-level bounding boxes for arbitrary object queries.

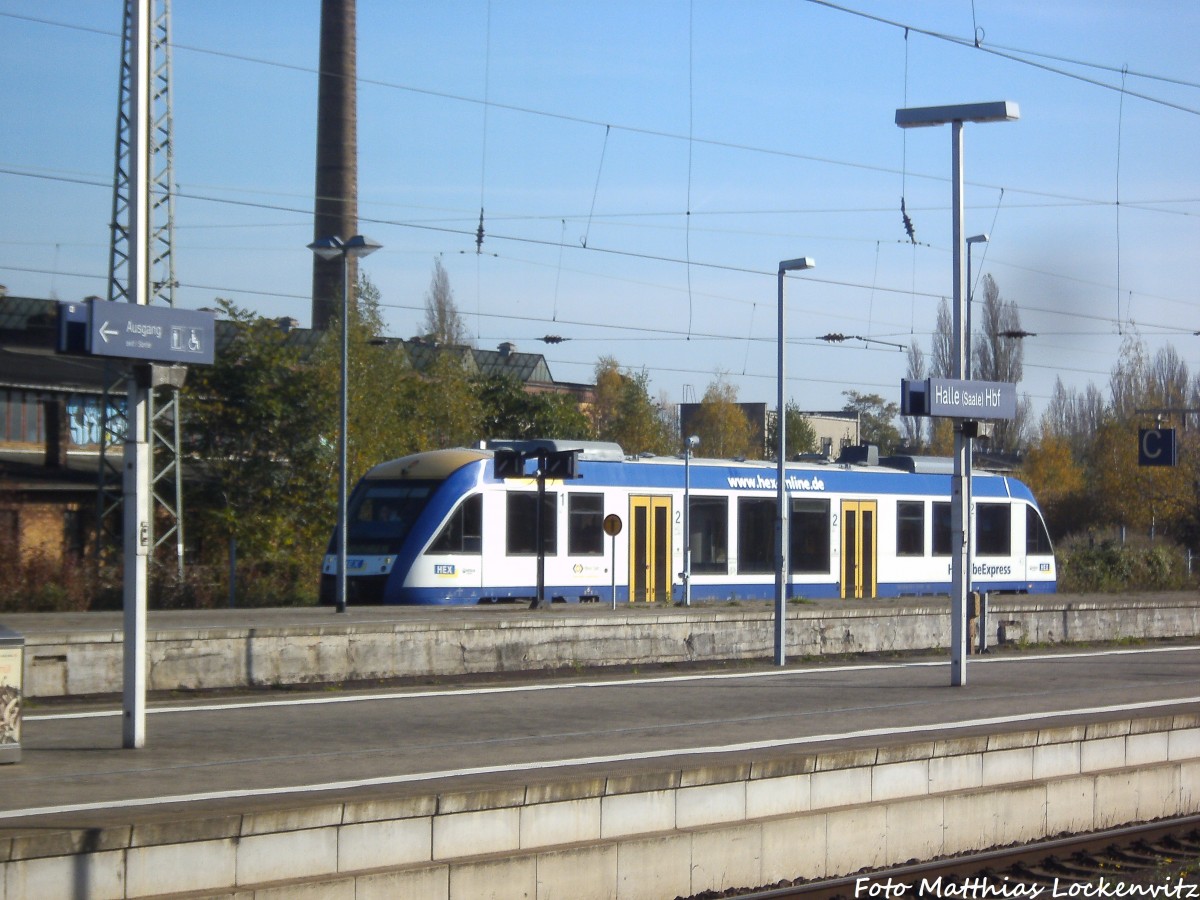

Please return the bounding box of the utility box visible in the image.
[0,626,23,763]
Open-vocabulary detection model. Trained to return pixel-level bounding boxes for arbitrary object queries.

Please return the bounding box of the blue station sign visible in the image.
[59,299,215,365]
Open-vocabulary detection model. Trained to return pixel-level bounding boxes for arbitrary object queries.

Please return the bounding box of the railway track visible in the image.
[683,816,1200,900]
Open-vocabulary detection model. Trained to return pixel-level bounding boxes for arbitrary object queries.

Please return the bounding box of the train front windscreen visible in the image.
[320,479,438,604]
[343,480,437,554]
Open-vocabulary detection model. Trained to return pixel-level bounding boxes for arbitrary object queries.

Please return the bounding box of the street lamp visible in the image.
[683,435,699,607]
[776,256,815,666]
[965,233,989,380]
[308,234,382,613]
[896,101,1017,686]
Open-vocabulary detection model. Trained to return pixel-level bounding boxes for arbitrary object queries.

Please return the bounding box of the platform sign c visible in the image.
[1138,428,1177,467]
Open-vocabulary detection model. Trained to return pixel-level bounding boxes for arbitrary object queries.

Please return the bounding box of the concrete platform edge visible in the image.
[3,712,1200,900]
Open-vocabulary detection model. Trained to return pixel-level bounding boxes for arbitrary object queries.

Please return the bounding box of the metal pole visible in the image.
[965,233,986,618]
[336,248,349,614]
[684,437,695,606]
[773,258,813,666]
[535,458,546,608]
[774,266,787,665]
[950,120,969,687]
[611,532,617,610]
[122,0,151,750]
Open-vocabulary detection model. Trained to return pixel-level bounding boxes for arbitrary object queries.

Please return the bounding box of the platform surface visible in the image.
[4,641,1199,829]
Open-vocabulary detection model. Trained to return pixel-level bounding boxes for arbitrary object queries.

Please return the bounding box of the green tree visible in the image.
[183,300,335,568]
[335,276,426,475]
[477,375,592,441]
[765,401,817,461]
[406,350,484,451]
[842,390,900,453]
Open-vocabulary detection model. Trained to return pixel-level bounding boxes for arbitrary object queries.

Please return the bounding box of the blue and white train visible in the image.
[320,439,1056,605]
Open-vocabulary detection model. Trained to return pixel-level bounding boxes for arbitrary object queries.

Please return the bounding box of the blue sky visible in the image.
[2,1,1198,421]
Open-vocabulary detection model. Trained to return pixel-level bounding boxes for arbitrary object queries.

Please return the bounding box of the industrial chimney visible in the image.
[311,0,359,330]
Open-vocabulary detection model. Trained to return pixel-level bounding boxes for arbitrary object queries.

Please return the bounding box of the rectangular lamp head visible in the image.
[895,101,1019,128]
[779,257,815,273]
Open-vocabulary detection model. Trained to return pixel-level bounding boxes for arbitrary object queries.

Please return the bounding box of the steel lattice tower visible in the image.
[102,0,185,576]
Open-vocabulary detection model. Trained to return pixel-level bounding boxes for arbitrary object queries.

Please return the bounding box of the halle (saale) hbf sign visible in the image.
[901,377,1017,420]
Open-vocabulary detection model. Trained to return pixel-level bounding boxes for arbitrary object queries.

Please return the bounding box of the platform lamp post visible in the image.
[964,232,989,613]
[308,234,382,614]
[775,257,815,666]
[895,101,1018,686]
[965,233,989,381]
[683,435,699,606]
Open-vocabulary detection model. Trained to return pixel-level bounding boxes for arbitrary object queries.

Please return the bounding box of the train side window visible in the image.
[790,498,830,573]
[896,501,924,557]
[1026,505,1054,555]
[506,491,558,556]
[932,502,951,556]
[737,497,775,574]
[429,493,482,555]
[568,493,604,556]
[690,496,728,574]
[976,503,1011,556]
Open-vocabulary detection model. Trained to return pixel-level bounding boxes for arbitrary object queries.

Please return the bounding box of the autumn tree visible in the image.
[689,377,756,459]
[590,357,672,455]
[1019,431,1088,539]
[1082,337,1200,541]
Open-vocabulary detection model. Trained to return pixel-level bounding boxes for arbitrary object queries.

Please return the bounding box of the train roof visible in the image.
[362,444,1025,501]
[366,448,489,480]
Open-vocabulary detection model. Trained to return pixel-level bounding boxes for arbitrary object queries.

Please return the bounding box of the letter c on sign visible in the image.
[1142,429,1162,460]
[1138,427,1176,466]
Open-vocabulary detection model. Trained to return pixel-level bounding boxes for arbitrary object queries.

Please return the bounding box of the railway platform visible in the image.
[1,595,1199,898]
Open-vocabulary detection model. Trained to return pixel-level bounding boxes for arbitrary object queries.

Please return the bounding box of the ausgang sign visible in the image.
[901,377,1017,420]
[61,298,215,365]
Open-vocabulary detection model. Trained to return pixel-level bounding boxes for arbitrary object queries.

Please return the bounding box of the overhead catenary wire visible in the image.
[5,7,1200,409]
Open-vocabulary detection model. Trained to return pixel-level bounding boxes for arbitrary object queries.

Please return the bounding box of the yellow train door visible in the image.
[629,495,672,602]
[840,499,878,599]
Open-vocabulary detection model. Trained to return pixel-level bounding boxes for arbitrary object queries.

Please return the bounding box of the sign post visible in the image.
[901,375,1017,685]
[604,514,623,609]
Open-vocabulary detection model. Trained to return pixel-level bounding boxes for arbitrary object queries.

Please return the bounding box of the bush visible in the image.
[1056,536,1197,593]
[0,542,320,612]
[0,545,105,613]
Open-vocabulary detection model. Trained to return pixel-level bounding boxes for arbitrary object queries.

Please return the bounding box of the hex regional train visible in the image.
[319,440,1056,606]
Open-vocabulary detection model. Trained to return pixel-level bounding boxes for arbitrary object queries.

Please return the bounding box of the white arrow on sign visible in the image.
[99,321,119,343]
